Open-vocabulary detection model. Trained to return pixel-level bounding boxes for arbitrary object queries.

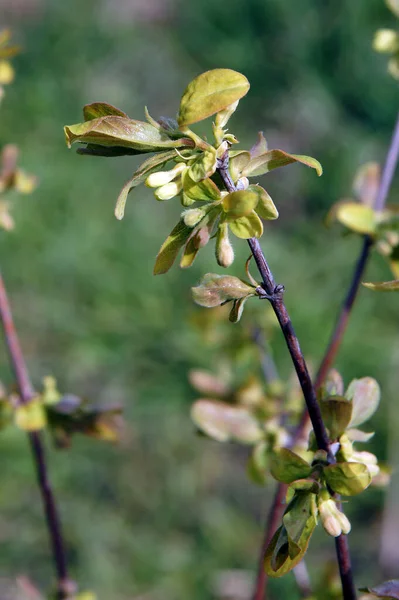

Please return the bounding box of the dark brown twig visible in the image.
[217,153,356,600]
[0,272,71,599]
[249,111,399,600]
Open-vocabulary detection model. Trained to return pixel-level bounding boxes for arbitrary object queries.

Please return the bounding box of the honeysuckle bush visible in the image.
[65,65,392,596]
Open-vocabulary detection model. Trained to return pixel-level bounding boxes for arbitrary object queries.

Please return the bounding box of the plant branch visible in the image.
[0,272,71,599]
[217,152,357,600]
[247,110,399,600]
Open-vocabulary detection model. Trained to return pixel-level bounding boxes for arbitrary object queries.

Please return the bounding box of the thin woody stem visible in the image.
[217,153,355,600]
[248,110,399,600]
[0,272,71,599]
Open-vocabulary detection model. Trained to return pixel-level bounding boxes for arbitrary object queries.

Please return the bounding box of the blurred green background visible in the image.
[0,1,399,598]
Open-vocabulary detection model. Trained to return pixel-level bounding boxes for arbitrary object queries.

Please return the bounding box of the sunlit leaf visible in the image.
[191,399,263,443]
[247,184,278,220]
[363,279,399,291]
[270,448,312,484]
[178,69,250,127]
[222,190,259,219]
[188,147,217,182]
[83,102,128,121]
[229,151,251,182]
[154,219,193,275]
[228,210,263,238]
[243,149,322,178]
[65,117,193,152]
[334,202,377,234]
[346,377,380,428]
[15,399,47,432]
[192,273,256,307]
[324,462,371,496]
[320,396,353,440]
[115,150,177,219]
[182,169,221,203]
[250,132,268,158]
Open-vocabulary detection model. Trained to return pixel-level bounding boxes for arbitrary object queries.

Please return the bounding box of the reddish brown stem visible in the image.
[0,272,71,599]
[250,111,399,600]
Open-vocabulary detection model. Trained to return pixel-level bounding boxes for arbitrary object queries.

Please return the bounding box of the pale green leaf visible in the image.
[153,219,193,275]
[270,448,313,483]
[363,279,399,291]
[247,184,278,220]
[83,102,128,121]
[115,150,177,220]
[243,149,322,178]
[324,462,371,496]
[182,169,221,203]
[191,399,263,443]
[222,190,259,219]
[65,116,194,152]
[192,273,256,307]
[228,211,263,239]
[334,202,377,234]
[346,377,380,428]
[178,69,250,127]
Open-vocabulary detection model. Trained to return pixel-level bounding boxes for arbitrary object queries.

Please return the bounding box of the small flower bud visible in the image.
[182,208,206,228]
[154,180,183,201]
[318,491,351,537]
[146,163,185,188]
[216,223,234,268]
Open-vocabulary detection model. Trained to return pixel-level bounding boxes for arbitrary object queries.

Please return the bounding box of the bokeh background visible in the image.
[0,1,399,598]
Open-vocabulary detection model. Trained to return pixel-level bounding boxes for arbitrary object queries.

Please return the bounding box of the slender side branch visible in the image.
[249,110,399,600]
[0,272,71,599]
[217,153,356,600]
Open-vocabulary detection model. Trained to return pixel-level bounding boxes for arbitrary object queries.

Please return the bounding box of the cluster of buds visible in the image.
[318,489,351,537]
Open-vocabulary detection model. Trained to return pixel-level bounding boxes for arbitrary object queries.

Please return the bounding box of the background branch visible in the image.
[0,272,71,600]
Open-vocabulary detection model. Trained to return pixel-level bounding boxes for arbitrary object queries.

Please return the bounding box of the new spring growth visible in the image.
[318,490,351,537]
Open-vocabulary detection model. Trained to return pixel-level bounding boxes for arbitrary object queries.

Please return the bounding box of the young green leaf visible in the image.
[320,396,353,440]
[83,102,128,121]
[182,169,221,203]
[270,448,313,484]
[222,190,259,220]
[324,462,371,496]
[243,149,322,178]
[153,219,194,275]
[192,274,256,307]
[247,184,278,220]
[178,68,250,127]
[15,399,47,431]
[346,377,380,428]
[191,399,263,443]
[363,279,399,291]
[334,202,376,234]
[228,211,263,239]
[65,117,193,152]
[115,150,177,219]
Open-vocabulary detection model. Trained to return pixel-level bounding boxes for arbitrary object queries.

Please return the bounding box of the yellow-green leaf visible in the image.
[115,151,177,220]
[346,377,380,428]
[363,279,399,291]
[15,399,47,432]
[83,102,128,121]
[270,448,313,483]
[229,211,263,239]
[192,273,256,307]
[247,184,278,220]
[243,149,322,178]
[324,462,371,496]
[188,147,217,182]
[222,190,259,219]
[178,69,250,127]
[334,202,377,234]
[182,169,221,203]
[154,219,194,275]
[65,116,193,152]
[191,399,263,443]
[229,151,251,182]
